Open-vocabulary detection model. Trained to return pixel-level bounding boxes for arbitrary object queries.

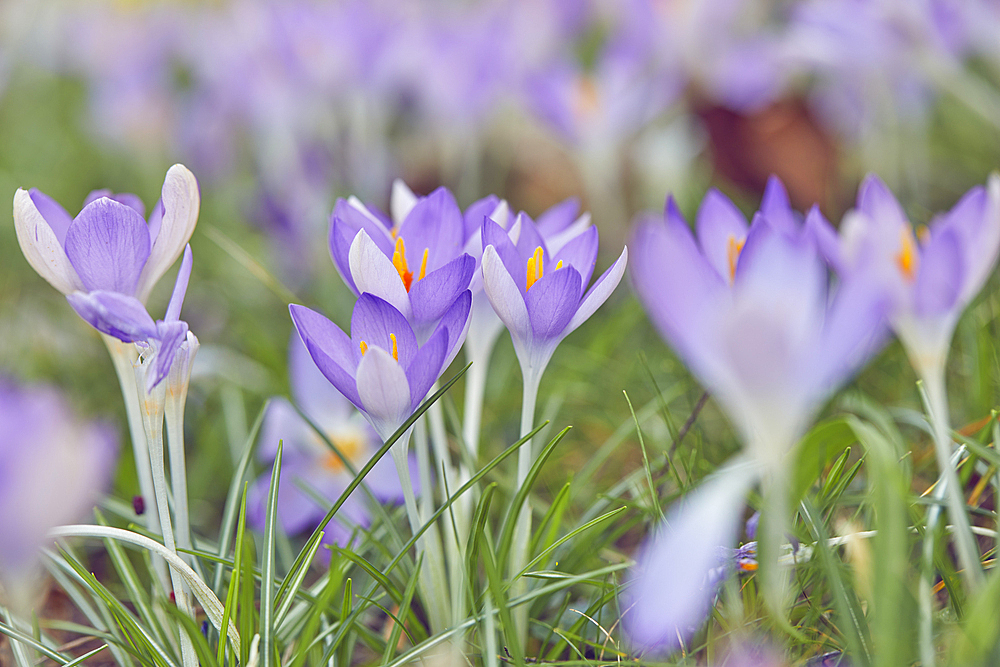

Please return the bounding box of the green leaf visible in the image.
[259,441,283,667]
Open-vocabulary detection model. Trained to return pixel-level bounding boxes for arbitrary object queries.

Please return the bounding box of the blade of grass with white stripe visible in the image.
[63,644,110,666]
[383,556,422,663]
[0,615,70,665]
[273,528,325,630]
[287,553,341,667]
[259,441,283,667]
[511,507,627,584]
[217,483,248,666]
[529,481,569,559]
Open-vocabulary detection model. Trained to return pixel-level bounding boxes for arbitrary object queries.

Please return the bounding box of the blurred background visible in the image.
[2,0,1000,525]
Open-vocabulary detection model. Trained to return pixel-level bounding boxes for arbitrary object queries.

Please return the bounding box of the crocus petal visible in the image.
[553,225,598,287]
[391,179,419,225]
[939,176,1000,305]
[288,335,353,427]
[565,246,628,336]
[409,254,476,326]
[624,460,758,654]
[64,198,150,295]
[83,190,146,219]
[29,189,74,245]
[760,175,799,236]
[351,293,418,367]
[696,189,749,282]
[356,346,412,441]
[804,205,844,273]
[434,290,473,369]
[66,291,157,342]
[164,245,192,322]
[13,188,84,295]
[136,164,199,303]
[397,187,464,271]
[349,230,413,319]
[482,218,526,290]
[545,212,592,256]
[525,267,582,340]
[914,228,964,317]
[149,320,190,391]
[482,246,531,345]
[463,194,502,242]
[405,327,448,410]
[857,173,907,231]
[290,304,363,409]
[535,197,580,237]
[514,212,546,259]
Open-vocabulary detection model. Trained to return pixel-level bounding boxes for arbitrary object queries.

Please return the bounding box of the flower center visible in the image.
[525,246,562,290]
[359,333,398,361]
[320,435,364,473]
[726,235,745,284]
[392,237,428,292]
[895,227,919,282]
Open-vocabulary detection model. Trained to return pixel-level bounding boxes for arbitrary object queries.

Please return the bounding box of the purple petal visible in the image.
[351,293,418,366]
[696,189,749,283]
[66,291,157,342]
[936,178,1000,305]
[565,246,628,337]
[257,397,315,463]
[29,189,74,246]
[397,187,464,272]
[482,218,526,291]
[288,334,353,427]
[857,174,908,230]
[914,228,964,317]
[552,225,598,287]
[330,197,396,294]
[149,320,190,390]
[433,289,472,369]
[525,266,582,340]
[164,245,192,322]
[803,206,844,273]
[83,190,146,219]
[623,462,757,654]
[356,346,412,441]
[290,304,363,409]
[406,327,448,410]
[760,175,799,236]
[13,189,84,295]
[514,213,546,260]
[535,197,581,237]
[463,194,501,243]
[64,198,151,295]
[349,230,412,319]
[481,246,531,344]
[147,201,164,246]
[409,254,476,326]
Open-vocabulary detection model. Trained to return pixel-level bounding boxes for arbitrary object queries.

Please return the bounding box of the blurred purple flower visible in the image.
[624,179,888,653]
[0,378,117,610]
[248,335,416,549]
[290,291,471,441]
[480,210,627,388]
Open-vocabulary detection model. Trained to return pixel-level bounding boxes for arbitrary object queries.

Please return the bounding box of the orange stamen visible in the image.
[393,237,414,291]
[320,436,362,473]
[727,235,745,284]
[359,341,368,356]
[896,227,918,282]
[390,333,398,361]
[526,246,544,290]
[739,561,759,572]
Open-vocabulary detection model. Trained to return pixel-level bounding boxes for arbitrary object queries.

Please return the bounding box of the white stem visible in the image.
[102,336,169,591]
[462,350,490,461]
[48,525,240,652]
[511,369,542,643]
[165,386,192,561]
[920,367,984,588]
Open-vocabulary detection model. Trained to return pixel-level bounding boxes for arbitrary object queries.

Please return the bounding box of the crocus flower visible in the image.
[624,179,888,653]
[248,335,416,548]
[290,290,471,442]
[13,163,199,304]
[0,378,117,611]
[480,213,628,393]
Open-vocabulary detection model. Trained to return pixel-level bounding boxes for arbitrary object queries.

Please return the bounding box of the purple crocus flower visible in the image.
[480,212,628,390]
[13,163,199,304]
[624,179,888,654]
[248,335,416,548]
[290,290,471,441]
[0,378,118,611]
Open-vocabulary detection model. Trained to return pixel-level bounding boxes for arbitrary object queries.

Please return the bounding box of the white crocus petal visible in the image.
[390,179,419,225]
[349,230,413,319]
[13,188,84,295]
[481,246,531,349]
[547,211,592,254]
[136,164,200,303]
[625,458,759,653]
[564,246,628,336]
[347,195,387,229]
[356,346,411,442]
[489,199,510,229]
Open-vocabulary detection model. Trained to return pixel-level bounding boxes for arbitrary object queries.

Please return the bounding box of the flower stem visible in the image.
[511,370,542,643]
[919,368,984,589]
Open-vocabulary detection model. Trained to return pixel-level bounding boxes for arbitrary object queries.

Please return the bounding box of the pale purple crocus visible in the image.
[0,378,118,612]
[13,163,199,304]
[248,335,416,549]
[290,290,471,442]
[624,180,888,653]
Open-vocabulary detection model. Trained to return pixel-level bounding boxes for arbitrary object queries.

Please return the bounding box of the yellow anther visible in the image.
[726,235,745,284]
[556,260,563,270]
[392,237,414,291]
[895,227,918,282]
[390,333,398,361]
[359,341,368,356]
[418,248,429,281]
[526,246,545,290]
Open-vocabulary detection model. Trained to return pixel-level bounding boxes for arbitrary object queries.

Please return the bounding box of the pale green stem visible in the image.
[511,369,542,643]
[134,361,197,667]
[101,335,169,592]
[462,354,489,462]
[919,449,961,667]
[391,427,450,632]
[164,367,195,574]
[919,369,984,588]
